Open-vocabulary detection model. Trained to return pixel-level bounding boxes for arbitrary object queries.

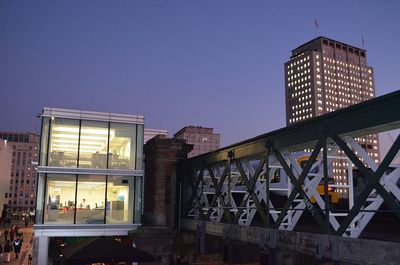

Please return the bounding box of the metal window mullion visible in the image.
[36,117,46,224]
[37,117,44,167]
[104,175,108,224]
[103,122,111,224]
[73,174,78,224]
[76,120,82,167]
[73,120,82,224]
[41,173,48,224]
[134,125,138,169]
[41,116,52,223]
[133,176,136,224]
[45,117,52,166]
[106,122,111,168]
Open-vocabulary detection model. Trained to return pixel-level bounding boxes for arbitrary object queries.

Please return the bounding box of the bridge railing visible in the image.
[178,91,400,238]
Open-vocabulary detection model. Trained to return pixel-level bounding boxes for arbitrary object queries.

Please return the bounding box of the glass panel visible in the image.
[136,125,144,170]
[78,121,109,168]
[48,118,80,167]
[44,174,76,224]
[108,123,136,169]
[39,117,50,166]
[76,175,106,224]
[106,176,134,224]
[35,173,46,224]
[134,176,142,223]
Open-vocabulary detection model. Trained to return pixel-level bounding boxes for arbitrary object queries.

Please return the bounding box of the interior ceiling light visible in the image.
[53,139,104,146]
[51,142,107,148]
[53,134,107,141]
[51,147,100,153]
[53,127,114,136]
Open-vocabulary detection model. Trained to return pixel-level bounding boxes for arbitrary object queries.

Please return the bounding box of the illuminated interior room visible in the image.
[34,107,144,265]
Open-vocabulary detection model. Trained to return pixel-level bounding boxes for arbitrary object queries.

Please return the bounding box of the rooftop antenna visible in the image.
[361,33,365,49]
[314,19,319,38]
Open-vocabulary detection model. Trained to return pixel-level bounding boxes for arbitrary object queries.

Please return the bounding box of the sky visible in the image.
[0,0,399,147]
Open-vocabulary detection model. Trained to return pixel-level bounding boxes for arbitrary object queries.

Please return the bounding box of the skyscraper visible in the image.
[284,36,379,193]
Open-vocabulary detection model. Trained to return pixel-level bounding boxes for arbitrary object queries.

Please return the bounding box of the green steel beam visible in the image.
[334,134,400,236]
[179,91,400,236]
[233,155,267,225]
[185,168,204,217]
[273,139,326,230]
[205,164,231,222]
[180,91,400,169]
[235,157,268,225]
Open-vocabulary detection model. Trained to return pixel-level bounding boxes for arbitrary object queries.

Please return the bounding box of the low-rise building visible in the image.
[34,107,145,264]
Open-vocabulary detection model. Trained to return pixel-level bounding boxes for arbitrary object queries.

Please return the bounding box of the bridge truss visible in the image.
[179,91,400,238]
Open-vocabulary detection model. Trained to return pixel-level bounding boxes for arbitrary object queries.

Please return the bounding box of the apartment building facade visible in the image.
[173,126,220,158]
[0,132,39,215]
[284,36,379,194]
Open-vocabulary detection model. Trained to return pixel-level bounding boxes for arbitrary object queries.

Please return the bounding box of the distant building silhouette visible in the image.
[173,126,220,158]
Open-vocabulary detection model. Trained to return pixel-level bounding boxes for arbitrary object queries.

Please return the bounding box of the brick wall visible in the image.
[143,135,192,227]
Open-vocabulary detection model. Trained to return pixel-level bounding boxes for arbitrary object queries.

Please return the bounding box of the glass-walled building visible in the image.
[34,107,144,265]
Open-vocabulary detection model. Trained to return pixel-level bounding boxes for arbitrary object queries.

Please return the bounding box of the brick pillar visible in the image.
[143,135,192,227]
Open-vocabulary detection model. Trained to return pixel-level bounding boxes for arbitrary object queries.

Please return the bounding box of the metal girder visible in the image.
[179,91,400,239]
[206,164,231,223]
[322,138,330,233]
[235,157,268,225]
[273,139,326,231]
[180,91,400,168]
[185,168,204,218]
[333,134,400,236]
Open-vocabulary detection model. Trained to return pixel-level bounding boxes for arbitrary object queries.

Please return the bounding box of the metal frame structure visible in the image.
[179,91,400,238]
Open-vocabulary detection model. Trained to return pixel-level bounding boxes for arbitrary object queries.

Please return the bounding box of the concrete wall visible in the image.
[182,219,400,265]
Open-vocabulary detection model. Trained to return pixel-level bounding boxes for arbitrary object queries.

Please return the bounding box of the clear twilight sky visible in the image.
[0,1,399,147]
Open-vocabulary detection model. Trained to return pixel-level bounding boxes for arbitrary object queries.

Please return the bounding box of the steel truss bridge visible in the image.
[178,91,400,262]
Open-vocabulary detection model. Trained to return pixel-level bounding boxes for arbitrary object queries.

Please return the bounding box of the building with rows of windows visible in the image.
[34,107,144,264]
[0,139,12,215]
[173,126,220,158]
[0,132,39,216]
[284,36,380,195]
